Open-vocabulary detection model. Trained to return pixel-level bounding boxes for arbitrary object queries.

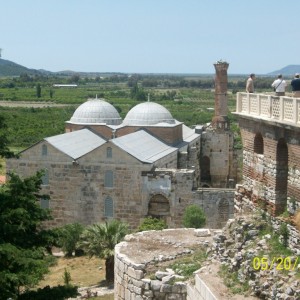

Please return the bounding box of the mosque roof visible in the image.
[123,102,175,126]
[182,124,200,143]
[68,98,122,125]
[111,130,177,163]
[45,129,107,159]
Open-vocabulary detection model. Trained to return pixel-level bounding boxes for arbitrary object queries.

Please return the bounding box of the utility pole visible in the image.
[0,48,2,58]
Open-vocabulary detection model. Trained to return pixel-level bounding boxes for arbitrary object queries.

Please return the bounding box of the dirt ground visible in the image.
[38,255,106,288]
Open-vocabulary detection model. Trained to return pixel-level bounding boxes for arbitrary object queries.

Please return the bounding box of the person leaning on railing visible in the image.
[271,74,287,96]
[246,73,255,93]
[291,73,300,98]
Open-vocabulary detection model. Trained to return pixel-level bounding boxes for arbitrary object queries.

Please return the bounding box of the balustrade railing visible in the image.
[236,92,300,126]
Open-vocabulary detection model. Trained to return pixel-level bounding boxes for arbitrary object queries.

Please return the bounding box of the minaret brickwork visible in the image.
[212,61,229,130]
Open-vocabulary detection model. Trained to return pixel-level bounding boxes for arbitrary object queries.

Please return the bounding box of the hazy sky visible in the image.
[1,0,299,74]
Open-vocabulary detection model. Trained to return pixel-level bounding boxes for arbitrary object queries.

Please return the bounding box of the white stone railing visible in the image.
[235,92,300,127]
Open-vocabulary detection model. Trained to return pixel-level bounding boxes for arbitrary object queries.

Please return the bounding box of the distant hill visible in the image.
[0,58,42,77]
[268,65,300,76]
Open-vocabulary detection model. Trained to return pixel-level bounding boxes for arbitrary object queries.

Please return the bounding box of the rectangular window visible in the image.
[42,144,48,156]
[42,169,49,185]
[40,198,50,209]
[104,197,113,218]
[104,170,113,187]
[107,147,112,158]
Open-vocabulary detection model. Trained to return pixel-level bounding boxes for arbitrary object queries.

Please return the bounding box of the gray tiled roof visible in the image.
[182,124,200,142]
[111,130,177,163]
[45,129,107,159]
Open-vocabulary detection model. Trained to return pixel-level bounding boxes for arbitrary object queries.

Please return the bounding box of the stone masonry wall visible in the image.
[238,117,300,215]
[235,184,300,255]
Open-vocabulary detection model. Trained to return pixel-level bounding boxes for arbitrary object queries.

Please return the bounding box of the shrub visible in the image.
[138,217,167,231]
[56,223,85,257]
[183,205,206,228]
[279,223,289,248]
[18,285,78,300]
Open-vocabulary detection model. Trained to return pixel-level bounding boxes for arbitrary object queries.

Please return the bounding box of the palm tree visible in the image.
[79,220,128,282]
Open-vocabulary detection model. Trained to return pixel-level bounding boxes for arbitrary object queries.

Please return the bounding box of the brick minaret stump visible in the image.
[212,61,229,131]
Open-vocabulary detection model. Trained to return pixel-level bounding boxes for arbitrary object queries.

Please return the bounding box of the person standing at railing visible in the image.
[246,73,255,93]
[291,73,300,97]
[271,74,287,96]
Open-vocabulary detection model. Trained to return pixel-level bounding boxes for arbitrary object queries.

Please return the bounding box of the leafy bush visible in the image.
[279,223,289,248]
[138,217,167,231]
[56,223,85,257]
[182,205,206,228]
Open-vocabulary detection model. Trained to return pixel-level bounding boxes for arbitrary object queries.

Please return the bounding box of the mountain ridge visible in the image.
[1,58,300,77]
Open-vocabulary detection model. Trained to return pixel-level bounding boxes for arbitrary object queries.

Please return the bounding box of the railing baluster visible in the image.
[236,93,299,127]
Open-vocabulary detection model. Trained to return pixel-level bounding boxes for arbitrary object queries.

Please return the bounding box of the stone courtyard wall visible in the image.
[114,229,217,300]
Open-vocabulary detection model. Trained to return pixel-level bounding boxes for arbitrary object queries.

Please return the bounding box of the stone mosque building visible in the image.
[6,62,238,229]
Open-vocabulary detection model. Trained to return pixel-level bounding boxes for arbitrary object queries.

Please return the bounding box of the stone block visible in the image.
[151,280,162,291]
[194,228,211,237]
[127,266,136,278]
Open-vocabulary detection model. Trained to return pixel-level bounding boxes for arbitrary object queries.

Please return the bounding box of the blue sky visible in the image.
[1,0,299,74]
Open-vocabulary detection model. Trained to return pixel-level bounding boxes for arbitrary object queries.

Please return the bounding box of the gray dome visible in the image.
[123,102,175,126]
[69,98,122,125]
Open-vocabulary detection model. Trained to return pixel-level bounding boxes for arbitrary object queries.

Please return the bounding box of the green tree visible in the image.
[0,171,53,299]
[79,220,128,282]
[0,115,17,159]
[182,204,206,228]
[36,83,41,98]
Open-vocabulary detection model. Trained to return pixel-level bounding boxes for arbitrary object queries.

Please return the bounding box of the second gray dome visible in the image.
[123,102,175,126]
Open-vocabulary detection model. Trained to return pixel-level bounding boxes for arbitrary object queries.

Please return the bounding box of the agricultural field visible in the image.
[0,73,275,151]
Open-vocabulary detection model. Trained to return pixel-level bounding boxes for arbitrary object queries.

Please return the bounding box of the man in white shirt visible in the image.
[271,74,287,96]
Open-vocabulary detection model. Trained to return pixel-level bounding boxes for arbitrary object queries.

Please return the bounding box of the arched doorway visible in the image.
[200,155,211,183]
[148,194,170,218]
[275,138,288,214]
[254,132,264,154]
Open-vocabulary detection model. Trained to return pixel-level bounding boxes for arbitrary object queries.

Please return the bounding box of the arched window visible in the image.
[254,133,264,154]
[42,144,48,156]
[104,170,113,187]
[42,169,49,185]
[104,196,113,218]
[107,147,112,158]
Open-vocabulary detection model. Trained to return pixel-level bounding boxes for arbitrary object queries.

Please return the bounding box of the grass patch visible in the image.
[37,255,106,288]
[218,265,250,295]
[169,249,207,279]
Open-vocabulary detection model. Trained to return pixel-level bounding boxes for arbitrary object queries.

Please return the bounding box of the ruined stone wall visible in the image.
[235,184,300,255]
[239,117,300,215]
[114,229,217,300]
[144,169,235,229]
